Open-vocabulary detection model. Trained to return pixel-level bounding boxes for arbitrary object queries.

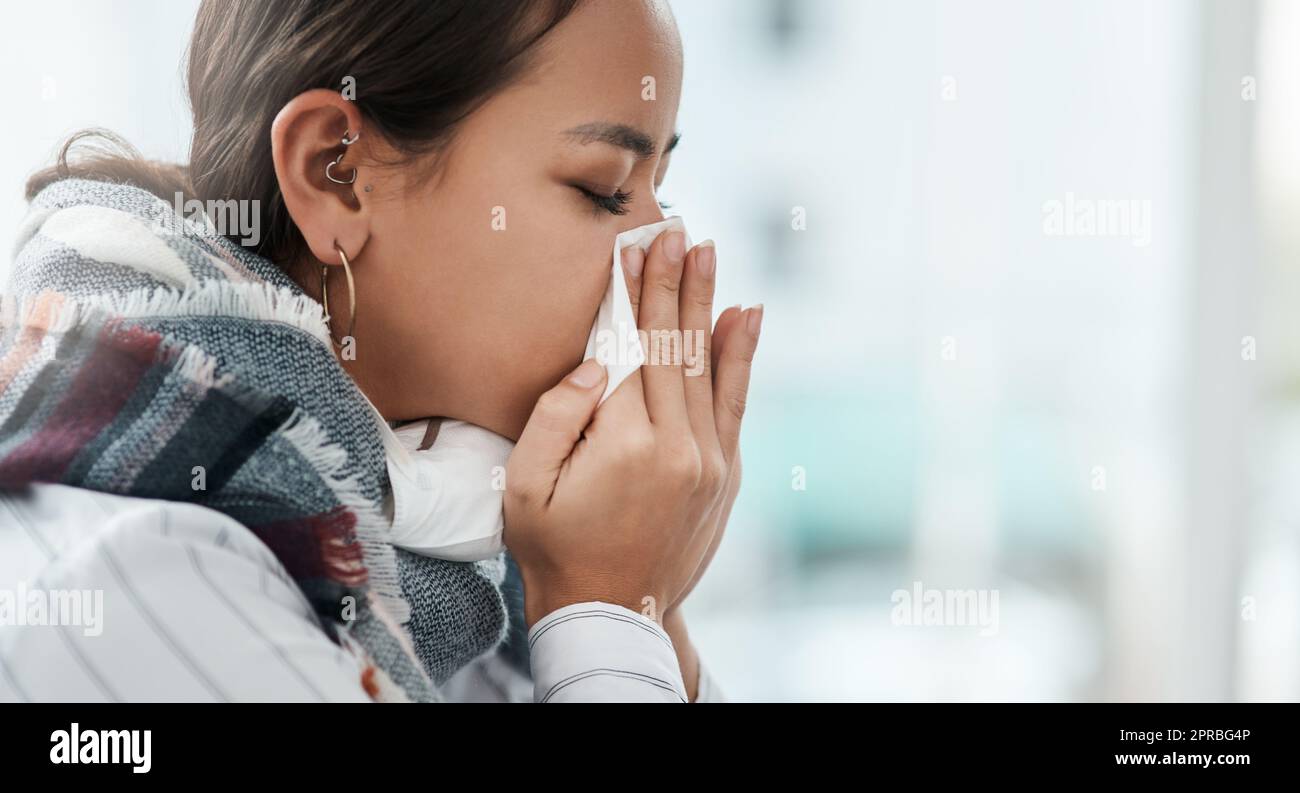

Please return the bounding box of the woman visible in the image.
[0,0,759,702]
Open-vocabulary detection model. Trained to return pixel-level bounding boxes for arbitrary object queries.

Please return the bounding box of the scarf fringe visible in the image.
[0,286,412,629]
[340,631,427,703]
[172,343,234,390]
[1,279,332,348]
[102,280,330,346]
[279,407,409,624]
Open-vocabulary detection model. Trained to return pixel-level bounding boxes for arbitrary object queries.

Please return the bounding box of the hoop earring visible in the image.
[321,242,357,347]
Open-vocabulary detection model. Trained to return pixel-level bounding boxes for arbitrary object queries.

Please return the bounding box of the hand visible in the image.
[621,239,760,617]
[504,229,762,629]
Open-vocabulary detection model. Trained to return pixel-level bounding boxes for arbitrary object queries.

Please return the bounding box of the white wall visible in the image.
[2,0,199,283]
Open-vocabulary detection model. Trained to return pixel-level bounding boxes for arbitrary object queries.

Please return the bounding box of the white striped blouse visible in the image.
[0,483,723,703]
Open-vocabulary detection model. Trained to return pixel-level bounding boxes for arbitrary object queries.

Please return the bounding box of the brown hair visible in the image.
[27,0,581,267]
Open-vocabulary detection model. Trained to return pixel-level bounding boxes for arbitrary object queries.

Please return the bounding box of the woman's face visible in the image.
[351,0,683,439]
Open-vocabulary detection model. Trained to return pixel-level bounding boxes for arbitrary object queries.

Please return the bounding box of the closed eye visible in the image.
[576,186,633,216]
[575,186,675,216]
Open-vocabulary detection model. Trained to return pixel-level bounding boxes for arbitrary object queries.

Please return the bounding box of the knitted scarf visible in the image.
[0,178,521,701]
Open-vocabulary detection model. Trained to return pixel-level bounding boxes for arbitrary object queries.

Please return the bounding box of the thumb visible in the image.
[507,358,607,502]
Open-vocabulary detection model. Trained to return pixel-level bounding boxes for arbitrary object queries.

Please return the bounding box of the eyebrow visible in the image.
[562,122,681,160]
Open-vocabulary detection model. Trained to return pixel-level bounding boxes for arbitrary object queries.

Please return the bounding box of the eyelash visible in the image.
[579,186,633,216]
[576,186,673,216]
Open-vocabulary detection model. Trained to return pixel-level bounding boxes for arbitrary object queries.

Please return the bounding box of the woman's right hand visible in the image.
[504,228,758,629]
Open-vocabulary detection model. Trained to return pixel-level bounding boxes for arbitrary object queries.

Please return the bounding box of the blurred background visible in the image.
[3,0,1297,701]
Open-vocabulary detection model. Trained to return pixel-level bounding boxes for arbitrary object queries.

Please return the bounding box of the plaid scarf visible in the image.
[0,178,513,701]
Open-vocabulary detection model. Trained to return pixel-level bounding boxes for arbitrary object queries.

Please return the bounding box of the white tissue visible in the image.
[584,216,692,404]
[379,217,694,563]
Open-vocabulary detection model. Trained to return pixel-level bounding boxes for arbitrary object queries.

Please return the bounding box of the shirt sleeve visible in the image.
[527,601,688,702]
[0,488,373,703]
[440,637,730,703]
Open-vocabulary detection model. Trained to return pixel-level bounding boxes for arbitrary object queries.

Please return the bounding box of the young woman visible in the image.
[0,0,760,702]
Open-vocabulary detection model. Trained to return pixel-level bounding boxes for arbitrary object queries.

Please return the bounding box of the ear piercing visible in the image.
[325,129,360,185]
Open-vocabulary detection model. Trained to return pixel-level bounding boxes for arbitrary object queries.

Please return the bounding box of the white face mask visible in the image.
[383,417,513,562]
[378,217,694,562]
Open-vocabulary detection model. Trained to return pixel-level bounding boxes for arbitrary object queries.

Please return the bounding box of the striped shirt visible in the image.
[0,483,723,703]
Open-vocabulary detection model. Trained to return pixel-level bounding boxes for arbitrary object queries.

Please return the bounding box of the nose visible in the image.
[628,181,668,229]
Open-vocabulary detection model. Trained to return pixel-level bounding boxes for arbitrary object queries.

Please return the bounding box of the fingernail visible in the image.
[696,240,716,277]
[623,246,645,278]
[746,304,764,338]
[569,358,605,388]
[663,231,685,263]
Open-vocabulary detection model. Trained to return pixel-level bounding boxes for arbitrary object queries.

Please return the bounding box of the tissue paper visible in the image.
[583,216,693,404]
[379,217,695,563]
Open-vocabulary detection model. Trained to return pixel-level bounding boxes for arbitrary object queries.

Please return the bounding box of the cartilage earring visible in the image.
[325,129,360,185]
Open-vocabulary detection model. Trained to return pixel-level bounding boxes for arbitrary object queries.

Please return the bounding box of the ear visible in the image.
[271,88,371,266]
